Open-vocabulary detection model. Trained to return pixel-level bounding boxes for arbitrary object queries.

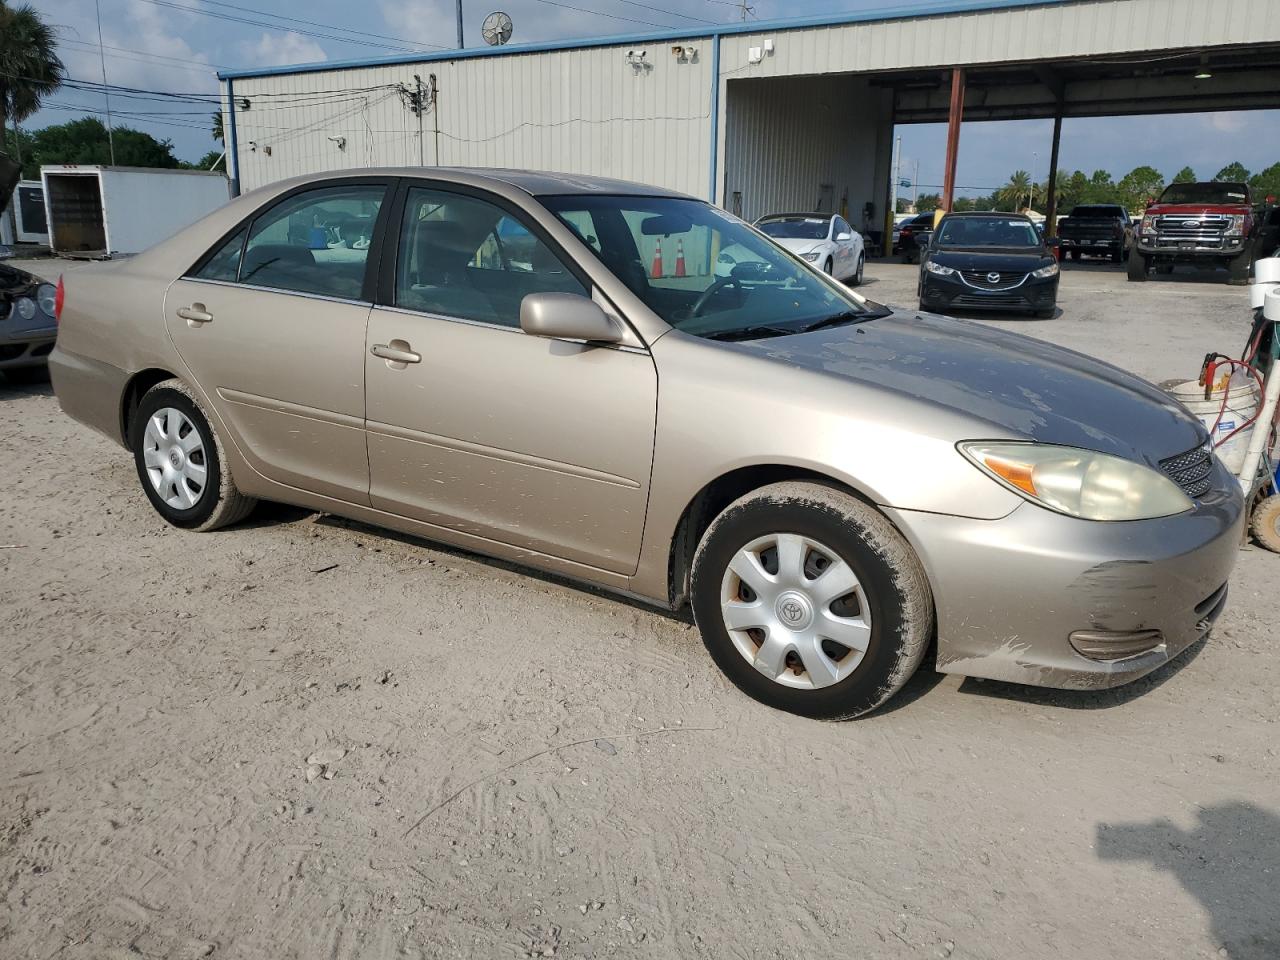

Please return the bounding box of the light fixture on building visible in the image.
[1194,56,1212,79]
[327,136,347,150]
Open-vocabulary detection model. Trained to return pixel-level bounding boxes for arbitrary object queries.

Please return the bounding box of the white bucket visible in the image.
[1168,375,1260,474]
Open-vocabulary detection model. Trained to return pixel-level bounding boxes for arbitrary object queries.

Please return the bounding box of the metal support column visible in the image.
[940,67,965,212]
[1044,108,1063,237]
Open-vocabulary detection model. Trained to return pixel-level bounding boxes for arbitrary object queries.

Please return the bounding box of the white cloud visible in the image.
[245,31,328,68]
[1206,112,1247,135]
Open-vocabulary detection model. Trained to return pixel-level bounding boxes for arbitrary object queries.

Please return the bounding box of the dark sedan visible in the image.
[1,260,58,383]
[897,211,936,263]
[917,212,1060,318]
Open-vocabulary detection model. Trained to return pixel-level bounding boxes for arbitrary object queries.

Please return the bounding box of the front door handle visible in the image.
[177,303,213,325]
[371,340,422,366]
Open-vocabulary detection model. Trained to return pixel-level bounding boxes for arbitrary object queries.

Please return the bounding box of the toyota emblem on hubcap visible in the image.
[780,600,804,624]
[987,272,1001,283]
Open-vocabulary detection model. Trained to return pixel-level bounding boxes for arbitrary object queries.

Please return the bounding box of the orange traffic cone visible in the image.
[674,239,687,277]
[651,238,664,278]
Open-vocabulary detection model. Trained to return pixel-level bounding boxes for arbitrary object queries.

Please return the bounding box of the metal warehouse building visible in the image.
[219,0,1280,241]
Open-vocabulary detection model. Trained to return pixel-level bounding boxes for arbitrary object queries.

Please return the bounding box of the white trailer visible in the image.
[40,166,229,258]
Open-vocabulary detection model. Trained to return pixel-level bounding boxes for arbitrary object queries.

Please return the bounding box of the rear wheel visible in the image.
[1127,246,1150,281]
[690,481,933,720]
[131,379,257,531]
[1252,495,1280,553]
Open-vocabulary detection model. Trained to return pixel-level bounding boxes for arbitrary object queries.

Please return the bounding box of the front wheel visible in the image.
[851,254,865,286]
[690,481,934,720]
[132,379,257,531]
[1252,495,1280,553]
[823,257,833,275]
[1228,247,1254,286]
[1127,247,1149,281]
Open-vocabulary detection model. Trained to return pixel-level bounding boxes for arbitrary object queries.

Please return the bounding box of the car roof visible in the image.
[939,211,1034,221]
[281,167,694,199]
[758,213,835,220]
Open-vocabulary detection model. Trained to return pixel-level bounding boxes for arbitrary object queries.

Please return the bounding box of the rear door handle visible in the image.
[177,303,213,325]
[370,341,422,365]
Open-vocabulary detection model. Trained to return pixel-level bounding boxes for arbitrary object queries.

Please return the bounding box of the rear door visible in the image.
[166,179,391,502]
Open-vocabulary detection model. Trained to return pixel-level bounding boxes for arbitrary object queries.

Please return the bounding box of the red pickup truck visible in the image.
[1128,181,1256,284]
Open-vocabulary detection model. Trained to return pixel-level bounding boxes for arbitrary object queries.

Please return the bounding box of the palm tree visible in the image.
[211,110,225,145]
[0,2,63,156]
[998,170,1032,211]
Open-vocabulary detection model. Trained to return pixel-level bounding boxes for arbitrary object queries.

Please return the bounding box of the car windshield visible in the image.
[936,217,1040,248]
[541,195,888,340]
[1158,182,1250,204]
[1069,205,1124,218]
[757,216,829,240]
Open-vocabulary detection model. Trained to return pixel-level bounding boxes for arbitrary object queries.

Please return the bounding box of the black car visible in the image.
[897,211,936,264]
[917,211,1060,318]
[0,259,58,383]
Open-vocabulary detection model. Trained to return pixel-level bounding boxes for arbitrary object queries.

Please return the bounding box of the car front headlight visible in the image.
[1226,214,1246,236]
[924,260,955,276]
[37,284,57,317]
[1032,262,1059,279]
[1141,215,1155,235]
[14,297,36,321]
[800,252,822,262]
[959,442,1193,521]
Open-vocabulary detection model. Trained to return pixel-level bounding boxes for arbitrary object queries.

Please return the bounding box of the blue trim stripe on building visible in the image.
[707,34,720,204]
[216,0,1068,80]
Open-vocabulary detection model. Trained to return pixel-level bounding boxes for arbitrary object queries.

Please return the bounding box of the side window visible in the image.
[194,228,246,282]
[834,217,851,237]
[395,187,585,328]
[237,185,385,299]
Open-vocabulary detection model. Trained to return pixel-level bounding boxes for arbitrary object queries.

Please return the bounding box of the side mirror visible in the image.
[835,231,852,242]
[520,292,622,343]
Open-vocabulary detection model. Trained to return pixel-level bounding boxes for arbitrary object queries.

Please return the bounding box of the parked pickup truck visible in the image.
[1057,204,1131,262]
[1129,181,1257,284]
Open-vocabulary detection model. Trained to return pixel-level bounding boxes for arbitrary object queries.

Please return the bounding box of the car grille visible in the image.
[1154,215,1230,242]
[1158,444,1214,498]
[952,293,1025,307]
[960,269,1027,290]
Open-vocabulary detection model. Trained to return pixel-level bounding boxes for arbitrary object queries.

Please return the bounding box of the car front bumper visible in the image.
[0,318,57,369]
[1061,238,1122,252]
[920,271,1058,314]
[1137,235,1248,256]
[885,464,1245,690]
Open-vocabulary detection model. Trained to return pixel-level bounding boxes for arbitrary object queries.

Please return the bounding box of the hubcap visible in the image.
[142,407,208,510]
[719,532,872,690]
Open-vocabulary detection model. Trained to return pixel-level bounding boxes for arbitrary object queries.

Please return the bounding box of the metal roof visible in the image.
[217,0,1069,80]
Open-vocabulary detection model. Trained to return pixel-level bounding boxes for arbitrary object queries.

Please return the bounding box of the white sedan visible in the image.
[754,213,865,284]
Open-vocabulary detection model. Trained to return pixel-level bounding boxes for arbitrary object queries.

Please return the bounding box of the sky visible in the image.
[26,0,1280,197]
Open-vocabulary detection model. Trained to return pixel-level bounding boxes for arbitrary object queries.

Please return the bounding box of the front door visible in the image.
[166,181,389,502]
[364,184,657,575]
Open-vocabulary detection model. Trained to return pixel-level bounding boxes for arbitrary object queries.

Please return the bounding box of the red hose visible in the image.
[1207,358,1266,449]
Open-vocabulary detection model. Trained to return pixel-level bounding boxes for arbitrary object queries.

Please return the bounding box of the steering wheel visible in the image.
[691,275,743,317]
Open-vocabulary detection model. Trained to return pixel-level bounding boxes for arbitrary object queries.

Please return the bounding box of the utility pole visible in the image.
[457,0,464,48]
[889,134,901,217]
[912,159,919,210]
[737,0,754,21]
[430,74,440,166]
[414,75,425,166]
[94,0,116,165]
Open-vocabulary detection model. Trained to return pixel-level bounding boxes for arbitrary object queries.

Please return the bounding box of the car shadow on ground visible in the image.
[0,374,53,399]
[953,634,1206,709]
[1062,258,1242,286]
[1096,801,1280,959]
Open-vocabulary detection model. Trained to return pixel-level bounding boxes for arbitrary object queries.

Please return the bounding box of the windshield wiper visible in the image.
[702,324,799,342]
[799,309,885,333]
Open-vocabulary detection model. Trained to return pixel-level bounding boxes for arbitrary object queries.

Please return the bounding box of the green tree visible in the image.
[997,170,1032,211]
[178,149,226,171]
[1172,165,1197,183]
[0,1,63,155]
[21,117,181,177]
[915,192,941,211]
[1084,169,1116,204]
[1250,162,1280,202]
[1213,161,1250,182]
[1055,170,1090,213]
[211,110,224,145]
[1116,165,1164,211]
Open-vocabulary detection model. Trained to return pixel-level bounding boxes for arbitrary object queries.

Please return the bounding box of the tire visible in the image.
[851,254,865,286]
[131,378,257,531]
[1068,250,1080,261]
[1252,495,1280,553]
[1228,247,1254,286]
[1127,247,1149,282]
[823,257,833,275]
[1155,264,1175,275]
[1035,308,1055,319]
[690,481,933,720]
[1111,248,1124,264]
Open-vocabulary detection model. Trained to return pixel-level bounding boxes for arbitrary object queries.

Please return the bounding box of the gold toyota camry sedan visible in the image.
[49,169,1243,718]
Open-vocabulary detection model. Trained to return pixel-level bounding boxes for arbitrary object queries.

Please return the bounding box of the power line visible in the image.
[168,0,452,51]
[58,38,225,76]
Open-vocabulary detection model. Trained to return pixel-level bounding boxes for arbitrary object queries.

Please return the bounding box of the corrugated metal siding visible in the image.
[722,76,893,225]
[719,0,1280,77]
[231,40,713,195]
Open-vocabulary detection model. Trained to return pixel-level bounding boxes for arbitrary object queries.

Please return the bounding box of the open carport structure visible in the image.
[220,0,1280,244]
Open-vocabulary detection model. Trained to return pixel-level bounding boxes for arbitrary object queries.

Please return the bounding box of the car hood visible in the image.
[741,310,1205,464]
[0,262,41,296]
[930,247,1055,270]
[771,237,827,256]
